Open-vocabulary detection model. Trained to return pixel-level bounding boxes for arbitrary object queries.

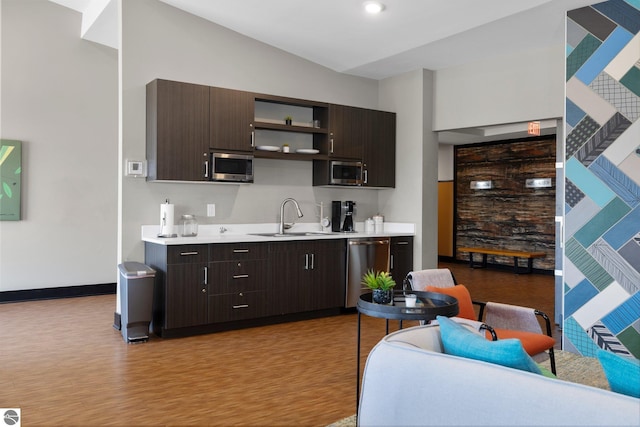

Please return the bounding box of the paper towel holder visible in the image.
[157,199,177,238]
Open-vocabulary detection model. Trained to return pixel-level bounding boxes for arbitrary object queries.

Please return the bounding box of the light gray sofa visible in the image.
[358,324,640,426]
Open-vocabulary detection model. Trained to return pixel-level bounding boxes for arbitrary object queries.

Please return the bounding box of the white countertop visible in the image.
[142,222,415,245]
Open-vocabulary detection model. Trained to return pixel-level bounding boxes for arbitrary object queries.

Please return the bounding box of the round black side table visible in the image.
[356,290,459,410]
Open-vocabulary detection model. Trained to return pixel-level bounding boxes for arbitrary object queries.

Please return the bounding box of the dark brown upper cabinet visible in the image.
[146,79,210,181]
[363,110,396,188]
[328,104,366,159]
[210,87,255,152]
[315,104,396,188]
[146,79,395,187]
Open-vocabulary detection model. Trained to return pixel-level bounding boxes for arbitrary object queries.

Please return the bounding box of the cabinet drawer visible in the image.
[167,245,209,264]
[208,291,269,322]
[209,260,267,294]
[210,243,267,261]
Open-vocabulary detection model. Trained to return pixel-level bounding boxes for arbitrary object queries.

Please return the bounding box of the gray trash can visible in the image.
[118,262,155,343]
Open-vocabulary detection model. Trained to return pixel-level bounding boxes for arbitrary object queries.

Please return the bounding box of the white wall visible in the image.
[432,45,565,249]
[433,45,565,131]
[120,0,391,265]
[379,69,438,270]
[1,0,568,293]
[0,0,118,291]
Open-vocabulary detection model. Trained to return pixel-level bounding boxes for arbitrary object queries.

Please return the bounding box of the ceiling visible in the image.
[50,0,595,143]
[157,0,596,80]
[51,0,596,79]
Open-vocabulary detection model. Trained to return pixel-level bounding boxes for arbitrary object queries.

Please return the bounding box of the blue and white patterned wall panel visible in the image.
[565,0,640,358]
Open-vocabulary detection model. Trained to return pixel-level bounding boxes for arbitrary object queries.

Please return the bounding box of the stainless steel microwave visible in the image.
[209,152,254,183]
[330,160,363,186]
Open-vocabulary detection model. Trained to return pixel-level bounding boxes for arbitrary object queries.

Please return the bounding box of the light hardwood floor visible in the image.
[0,262,556,426]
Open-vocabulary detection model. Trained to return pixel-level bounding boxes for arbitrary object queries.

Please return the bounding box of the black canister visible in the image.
[331,201,342,232]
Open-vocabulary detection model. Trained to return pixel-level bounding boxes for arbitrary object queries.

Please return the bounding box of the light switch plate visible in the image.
[207,204,216,217]
[125,160,146,177]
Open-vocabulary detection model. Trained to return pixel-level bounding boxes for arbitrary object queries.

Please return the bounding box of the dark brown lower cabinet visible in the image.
[208,291,268,323]
[270,239,345,314]
[145,243,209,335]
[390,236,414,287]
[145,238,348,337]
[165,262,209,329]
[208,243,269,323]
[309,240,346,310]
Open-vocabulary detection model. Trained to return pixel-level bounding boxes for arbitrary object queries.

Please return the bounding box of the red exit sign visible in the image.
[528,121,541,136]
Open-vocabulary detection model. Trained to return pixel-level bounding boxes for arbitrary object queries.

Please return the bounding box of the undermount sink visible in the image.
[249,232,331,237]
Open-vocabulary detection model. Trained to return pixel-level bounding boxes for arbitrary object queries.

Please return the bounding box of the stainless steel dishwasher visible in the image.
[345,237,390,307]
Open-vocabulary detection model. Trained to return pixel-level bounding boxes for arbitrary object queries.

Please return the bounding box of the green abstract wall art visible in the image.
[0,140,22,221]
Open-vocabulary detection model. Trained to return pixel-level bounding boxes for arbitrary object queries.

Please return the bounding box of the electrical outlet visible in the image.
[207,204,216,217]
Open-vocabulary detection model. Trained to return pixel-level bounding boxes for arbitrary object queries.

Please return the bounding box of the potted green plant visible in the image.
[284,115,293,125]
[362,269,396,304]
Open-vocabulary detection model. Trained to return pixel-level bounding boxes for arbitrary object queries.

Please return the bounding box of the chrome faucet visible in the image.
[279,198,304,234]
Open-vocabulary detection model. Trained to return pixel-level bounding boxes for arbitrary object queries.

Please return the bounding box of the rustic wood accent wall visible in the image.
[455,137,556,270]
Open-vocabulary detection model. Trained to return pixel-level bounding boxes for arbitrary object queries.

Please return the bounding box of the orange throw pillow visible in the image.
[486,329,556,355]
[426,284,476,320]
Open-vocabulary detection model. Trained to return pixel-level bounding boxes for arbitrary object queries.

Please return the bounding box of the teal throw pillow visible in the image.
[597,349,640,398]
[437,315,542,375]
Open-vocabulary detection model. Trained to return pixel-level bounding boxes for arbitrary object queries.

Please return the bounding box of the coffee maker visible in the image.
[331,200,356,232]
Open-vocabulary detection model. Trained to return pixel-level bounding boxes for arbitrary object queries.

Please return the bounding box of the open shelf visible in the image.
[253,150,328,161]
[254,121,327,134]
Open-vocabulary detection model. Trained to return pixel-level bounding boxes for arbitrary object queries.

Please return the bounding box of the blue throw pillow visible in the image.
[437,315,542,375]
[597,349,640,398]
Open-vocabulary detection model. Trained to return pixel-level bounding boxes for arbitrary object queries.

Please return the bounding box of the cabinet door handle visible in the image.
[349,240,389,246]
[364,169,368,184]
[396,241,409,245]
[233,274,249,279]
[251,130,255,147]
[390,254,394,269]
[180,251,199,256]
[304,253,309,270]
[203,266,208,285]
[233,249,250,253]
[330,138,334,154]
[310,253,315,270]
[233,304,249,309]
[204,159,209,178]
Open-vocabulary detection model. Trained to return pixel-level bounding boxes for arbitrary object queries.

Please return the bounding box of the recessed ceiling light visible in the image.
[364,1,385,14]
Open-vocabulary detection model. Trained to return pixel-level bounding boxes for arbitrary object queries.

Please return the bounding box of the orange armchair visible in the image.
[405,268,556,374]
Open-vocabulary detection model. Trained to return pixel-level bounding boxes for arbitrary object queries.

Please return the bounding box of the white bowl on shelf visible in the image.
[256,145,281,152]
[296,149,320,154]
